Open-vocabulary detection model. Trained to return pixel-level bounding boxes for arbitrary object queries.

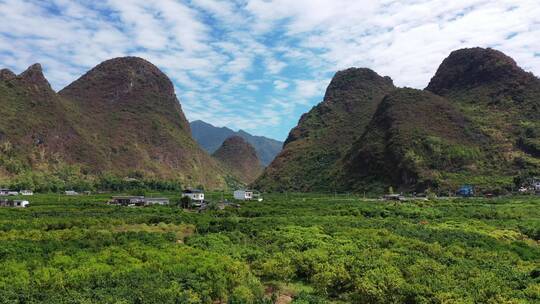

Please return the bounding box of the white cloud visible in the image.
[1,0,539,140]
[273,80,289,90]
[294,79,328,101]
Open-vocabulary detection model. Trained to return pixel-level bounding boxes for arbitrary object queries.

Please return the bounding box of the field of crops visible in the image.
[0,193,539,303]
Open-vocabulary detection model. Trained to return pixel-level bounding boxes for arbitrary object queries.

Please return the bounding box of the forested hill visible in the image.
[254,47,540,193]
[253,68,396,192]
[0,57,234,190]
[212,136,263,184]
[190,120,283,166]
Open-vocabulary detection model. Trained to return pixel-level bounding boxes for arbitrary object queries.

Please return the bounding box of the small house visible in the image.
[234,190,262,201]
[0,199,29,208]
[1,190,19,196]
[65,190,79,196]
[20,190,33,196]
[144,197,170,205]
[182,189,204,202]
[108,196,145,206]
[13,200,29,208]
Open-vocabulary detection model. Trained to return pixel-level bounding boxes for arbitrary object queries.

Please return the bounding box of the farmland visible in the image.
[0,193,539,303]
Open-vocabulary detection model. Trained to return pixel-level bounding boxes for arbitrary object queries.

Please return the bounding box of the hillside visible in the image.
[0,58,233,189]
[255,47,539,193]
[340,88,491,192]
[212,136,263,184]
[0,64,96,176]
[252,68,395,191]
[426,48,540,161]
[190,120,282,166]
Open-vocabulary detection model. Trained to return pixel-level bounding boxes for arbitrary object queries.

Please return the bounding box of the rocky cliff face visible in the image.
[213,136,263,184]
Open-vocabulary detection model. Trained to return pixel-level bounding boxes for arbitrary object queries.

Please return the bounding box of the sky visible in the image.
[1,0,539,141]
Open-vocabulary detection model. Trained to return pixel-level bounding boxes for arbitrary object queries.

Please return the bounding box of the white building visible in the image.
[0,199,29,208]
[234,190,262,201]
[144,197,170,205]
[65,190,79,196]
[15,200,29,207]
[20,190,33,196]
[182,189,204,202]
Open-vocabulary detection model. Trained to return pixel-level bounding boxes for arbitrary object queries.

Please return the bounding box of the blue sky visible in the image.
[1,0,540,141]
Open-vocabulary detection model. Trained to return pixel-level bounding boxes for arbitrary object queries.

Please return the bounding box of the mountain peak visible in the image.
[213,136,263,183]
[324,68,394,101]
[0,68,16,81]
[426,47,535,95]
[190,120,283,166]
[222,135,248,146]
[60,56,176,105]
[18,63,53,92]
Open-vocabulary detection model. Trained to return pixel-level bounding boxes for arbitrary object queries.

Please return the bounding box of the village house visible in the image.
[108,196,169,206]
[0,199,29,208]
[20,190,33,196]
[65,190,79,196]
[182,189,205,202]
[0,189,19,196]
[108,196,145,206]
[234,189,262,201]
[144,197,170,205]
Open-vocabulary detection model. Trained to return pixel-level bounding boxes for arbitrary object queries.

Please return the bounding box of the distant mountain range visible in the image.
[190,120,283,166]
[253,47,540,193]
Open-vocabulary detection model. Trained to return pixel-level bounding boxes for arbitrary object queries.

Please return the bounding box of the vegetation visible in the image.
[0,59,235,190]
[253,68,395,192]
[255,48,540,194]
[0,192,538,303]
[213,136,263,184]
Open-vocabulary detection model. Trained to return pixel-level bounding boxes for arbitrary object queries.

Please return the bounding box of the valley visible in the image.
[0,192,538,303]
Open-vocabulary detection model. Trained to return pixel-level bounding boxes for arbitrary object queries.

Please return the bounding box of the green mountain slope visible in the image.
[252,68,395,191]
[340,88,493,192]
[0,64,97,176]
[255,47,539,193]
[212,136,263,184]
[0,58,233,189]
[426,47,540,164]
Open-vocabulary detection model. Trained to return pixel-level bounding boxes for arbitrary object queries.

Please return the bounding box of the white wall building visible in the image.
[15,200,29,208]
[234,190,262,201]
[182,189,204,202]
[20,190,33,196]
[0,200,29,208]
[144,197,170,205]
